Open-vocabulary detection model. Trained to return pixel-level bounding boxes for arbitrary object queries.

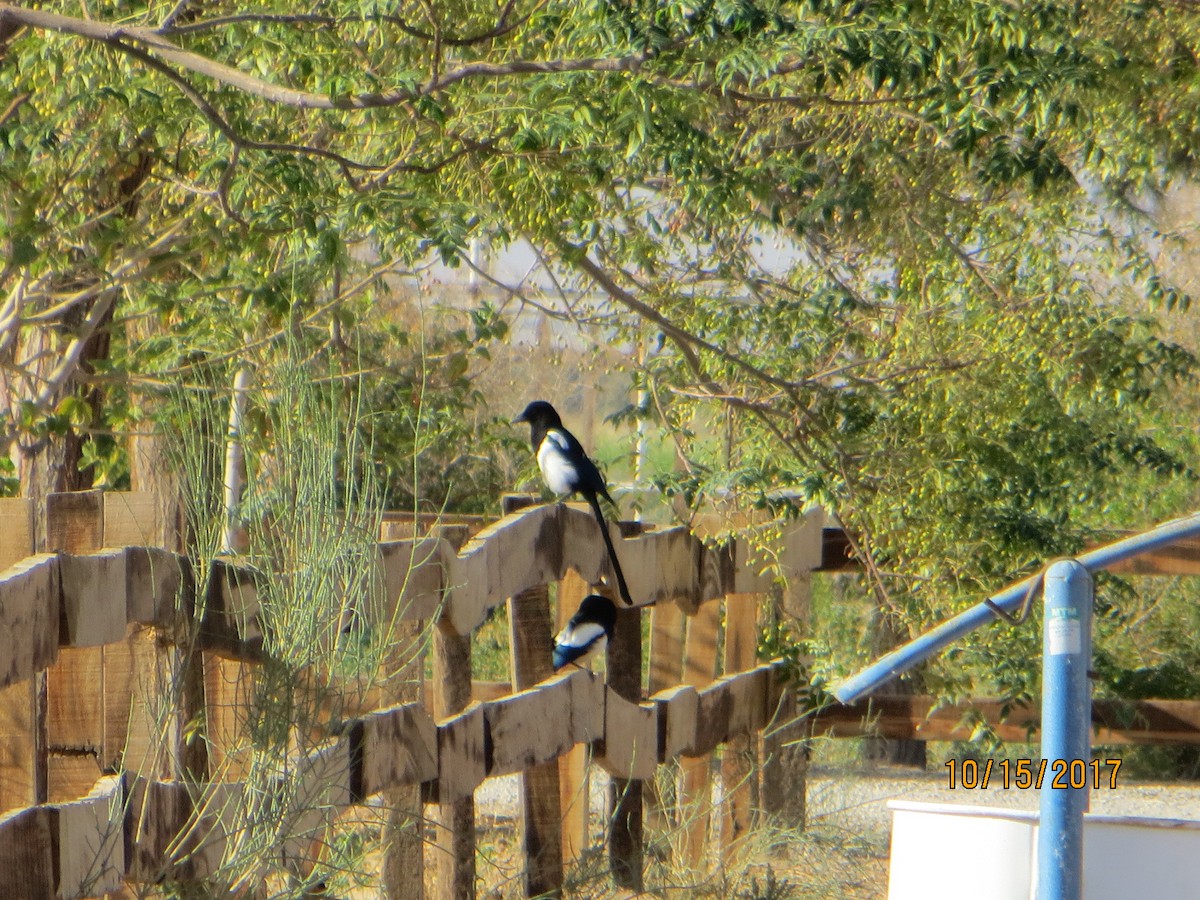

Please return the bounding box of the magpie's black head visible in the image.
[575,594,617,636]
[513,400,563,429]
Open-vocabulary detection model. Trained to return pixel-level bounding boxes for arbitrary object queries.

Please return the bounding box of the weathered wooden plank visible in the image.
[0,554,60,688]
[430,600,475,900]
[124,775,190,883]
[679,596,721,868]
[126,776,246,883]
[721,594,760,865]
[0,497,34,570]
[378,537,445,623]
[354,702,438,798]
[559,503,619,593]
[596,688,658,781]
[0,680,35,814]
[651,684,699,762]
[648,599,686,696]
[555,568,592,865]
[621,526,702,607]
[605,593,645,892]
[281,740,354,876]
[118,625,182,780]
[498,492,565,899]
[0,499,38,809]
[485,673,576,778]
[101,491,163,548]
[47,490,104,554]
[57,774,124,898]
[0,804,56,900]
[202,652,255,781]
[814,695,1200,745]
[763,558,813,826]
[125,546,191,631]
[445,503,569,635]
[200,559,263,658]
[45,493,107,792]
[48,755,104,804]
[435,702,488,803]
[59,548,128,647]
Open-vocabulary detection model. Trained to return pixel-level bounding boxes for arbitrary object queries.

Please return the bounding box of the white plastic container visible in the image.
[887,800,1200,900]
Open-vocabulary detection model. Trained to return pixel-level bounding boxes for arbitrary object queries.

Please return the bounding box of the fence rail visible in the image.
[2,490,1199,899]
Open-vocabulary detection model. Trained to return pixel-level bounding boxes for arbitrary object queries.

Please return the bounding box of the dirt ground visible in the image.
[467,764,1200,899]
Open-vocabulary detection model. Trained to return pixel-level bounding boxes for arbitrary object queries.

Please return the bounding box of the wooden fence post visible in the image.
[430,524,476,900]
[379,520,431,900]
[762,509,823,827]
[502,494,564,899]
[679,593,722,870]
[721,592,759,865]
[606,595,644,892]
[0,498,36,813]
[645,597,686,843]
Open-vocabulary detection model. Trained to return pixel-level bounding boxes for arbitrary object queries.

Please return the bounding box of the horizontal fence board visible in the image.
[485,670,576,778]
[354,702,438,799]
[59,549,127,647]
[596,688,658,780]
[435,702,487,803]
[651,684,699,761]
[0,554,60,688]
[814,695,1200,745]
[125,547,191,630]
[0,804,56,900]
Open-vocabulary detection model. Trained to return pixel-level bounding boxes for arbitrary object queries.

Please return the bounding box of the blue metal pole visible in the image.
[1037,559,1092,900]
[833,509,1200,703]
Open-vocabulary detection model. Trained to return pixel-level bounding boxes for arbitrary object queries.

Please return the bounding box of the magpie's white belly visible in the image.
[538,437,577,495]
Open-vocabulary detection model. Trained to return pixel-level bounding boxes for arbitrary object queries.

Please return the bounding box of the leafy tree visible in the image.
[3,0,1200,703]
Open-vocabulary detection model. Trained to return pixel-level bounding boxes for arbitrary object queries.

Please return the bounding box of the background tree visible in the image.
[4,0,1200,705]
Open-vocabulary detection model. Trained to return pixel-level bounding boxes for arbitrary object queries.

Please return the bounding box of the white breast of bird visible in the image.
[538,430,578,495]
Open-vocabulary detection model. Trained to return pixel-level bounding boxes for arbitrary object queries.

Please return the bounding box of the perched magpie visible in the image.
[513,400,634,606]
[553,594,617,670]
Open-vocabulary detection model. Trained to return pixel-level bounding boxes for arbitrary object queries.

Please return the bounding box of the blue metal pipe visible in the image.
[832,510,1200,703]
[1036,560,1092,900]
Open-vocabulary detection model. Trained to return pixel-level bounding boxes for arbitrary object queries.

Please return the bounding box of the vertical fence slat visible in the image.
[763,567,813,825]
[721,593,759,865]
[45,490,105,803]
[503,494,563,899]
[379,519,429,900]
[680,596,721,869]
[555,568,592,865]
[430,524,475,900]
[606,596,644,891]
[645,598,686,844]
[0,498,36,812]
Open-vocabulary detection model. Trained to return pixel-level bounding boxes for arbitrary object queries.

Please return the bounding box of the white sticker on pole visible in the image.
[1047,607,1082,656]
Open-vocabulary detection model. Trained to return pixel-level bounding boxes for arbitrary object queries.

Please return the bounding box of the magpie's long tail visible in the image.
[585,491,634,606]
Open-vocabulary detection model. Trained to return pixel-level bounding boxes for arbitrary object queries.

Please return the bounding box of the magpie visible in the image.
[513,399,634,606]
[553,594,617,670]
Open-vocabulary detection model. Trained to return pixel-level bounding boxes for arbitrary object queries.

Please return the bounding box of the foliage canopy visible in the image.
[4,0,1200,701]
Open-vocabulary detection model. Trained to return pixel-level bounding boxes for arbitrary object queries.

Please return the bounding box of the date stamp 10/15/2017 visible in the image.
[945,758,1123,790]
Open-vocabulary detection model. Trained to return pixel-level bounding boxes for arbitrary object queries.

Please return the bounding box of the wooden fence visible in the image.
[0,490,823,899]
[3,490,1200,899]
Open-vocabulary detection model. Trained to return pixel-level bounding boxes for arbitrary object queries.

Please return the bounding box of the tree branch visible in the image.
[0,4,653,110]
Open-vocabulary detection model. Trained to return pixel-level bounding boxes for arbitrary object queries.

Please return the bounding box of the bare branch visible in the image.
[0,4,653,111]
[159,0,530,47]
